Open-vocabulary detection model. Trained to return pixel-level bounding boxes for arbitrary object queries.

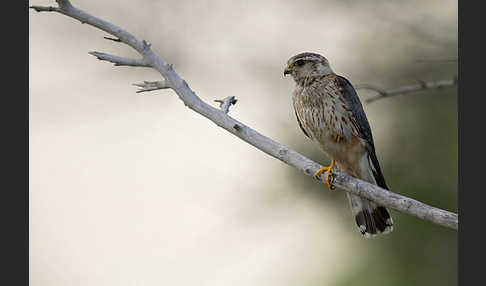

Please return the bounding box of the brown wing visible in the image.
[335,75,389,190]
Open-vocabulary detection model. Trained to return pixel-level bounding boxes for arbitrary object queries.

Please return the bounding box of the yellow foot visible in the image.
[314,160,336,189]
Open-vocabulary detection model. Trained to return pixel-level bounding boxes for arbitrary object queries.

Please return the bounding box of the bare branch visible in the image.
[355,79,457,103]
[88,51,150,67]
[30,1,458,231]
[214,96,238,114]
[132,80,171,93]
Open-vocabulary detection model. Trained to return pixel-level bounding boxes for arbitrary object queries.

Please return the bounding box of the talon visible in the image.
[324,159,335,188]
[314,166,329,179]
[332,135,341,143]
[314,160,336,189]
[327,172,336,190]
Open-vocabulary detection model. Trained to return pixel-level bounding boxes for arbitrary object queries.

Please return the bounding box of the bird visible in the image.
[283,52,393,237]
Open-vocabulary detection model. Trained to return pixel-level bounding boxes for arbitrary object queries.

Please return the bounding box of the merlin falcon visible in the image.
[284,52,393,237]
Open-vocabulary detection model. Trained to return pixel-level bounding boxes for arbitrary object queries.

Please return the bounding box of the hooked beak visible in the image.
[283,66,292,76]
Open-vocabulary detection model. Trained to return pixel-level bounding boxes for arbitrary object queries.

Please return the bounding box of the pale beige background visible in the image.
[29,0,457,285]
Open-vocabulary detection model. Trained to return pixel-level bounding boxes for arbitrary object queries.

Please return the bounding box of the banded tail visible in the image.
[346,149,393,237]
[347,194,393,237]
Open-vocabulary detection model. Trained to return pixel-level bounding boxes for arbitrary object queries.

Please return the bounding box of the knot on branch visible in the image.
[214,96,237,114]
[142,40,152,52]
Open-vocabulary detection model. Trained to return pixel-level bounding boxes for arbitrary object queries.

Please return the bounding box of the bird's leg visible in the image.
[314,159,336,189]
[332,135,342,143]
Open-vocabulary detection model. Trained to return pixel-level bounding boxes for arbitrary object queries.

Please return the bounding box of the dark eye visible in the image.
[295,59,305,67]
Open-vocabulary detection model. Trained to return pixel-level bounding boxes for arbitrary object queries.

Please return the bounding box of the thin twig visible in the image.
[88,51,150,67]
[416,58,458,63]
[355,79,457,103]
[30,1,458,231]
[103,36,121,42]
[132,80,171,93]
[30,5,59,12]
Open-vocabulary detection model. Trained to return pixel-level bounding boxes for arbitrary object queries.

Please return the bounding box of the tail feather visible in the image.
[348,194,393,237]
[337,148,393,237]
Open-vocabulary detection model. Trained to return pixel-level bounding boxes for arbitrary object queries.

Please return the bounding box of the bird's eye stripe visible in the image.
[295,60,305,66]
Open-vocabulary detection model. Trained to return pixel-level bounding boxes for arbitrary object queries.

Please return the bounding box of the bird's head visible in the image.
[284,52,333,82]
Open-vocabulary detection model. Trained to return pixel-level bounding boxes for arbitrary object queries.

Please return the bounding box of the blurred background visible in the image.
[29,0,457,285]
